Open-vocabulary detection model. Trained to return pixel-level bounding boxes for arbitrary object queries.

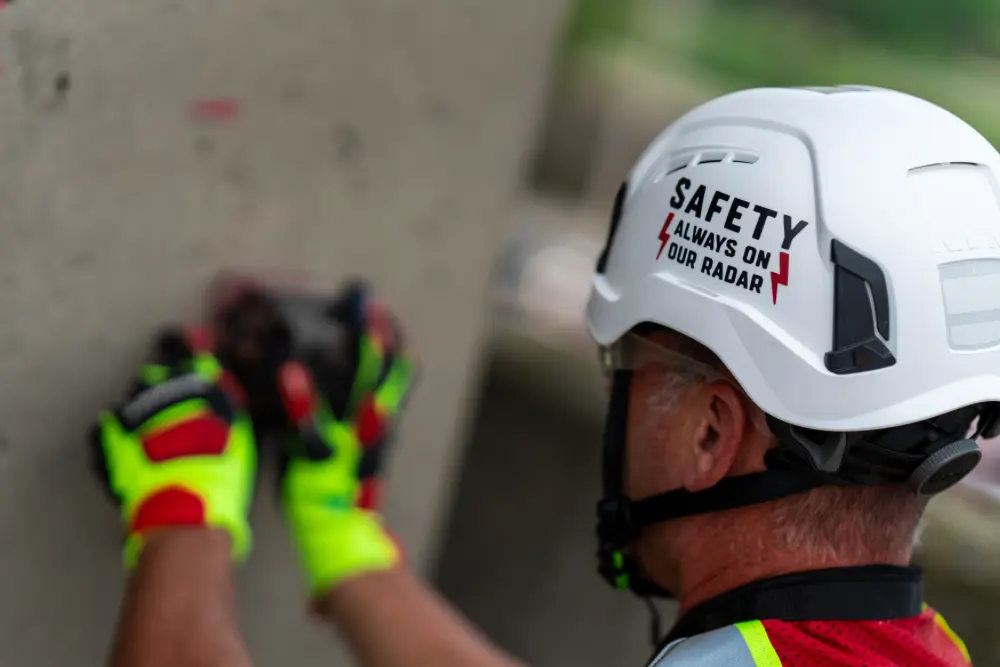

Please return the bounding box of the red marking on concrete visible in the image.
[190,98,241,121]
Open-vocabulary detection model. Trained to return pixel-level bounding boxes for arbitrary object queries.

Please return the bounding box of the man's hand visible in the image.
[275,286,523,667]
[91,328,256,567]
[277,283,417,599]
[91,327,256,667]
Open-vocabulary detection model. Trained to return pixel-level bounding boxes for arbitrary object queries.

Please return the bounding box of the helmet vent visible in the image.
[662,150,759,177]
[797,84,881,95]
[696,150,728,165]
[665,156,691,175]
[910,161,984,173]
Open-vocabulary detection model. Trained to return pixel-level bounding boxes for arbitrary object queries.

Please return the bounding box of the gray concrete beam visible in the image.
[0,0,567,664]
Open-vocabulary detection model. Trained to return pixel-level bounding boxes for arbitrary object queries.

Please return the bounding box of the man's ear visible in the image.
[683,381,746,493]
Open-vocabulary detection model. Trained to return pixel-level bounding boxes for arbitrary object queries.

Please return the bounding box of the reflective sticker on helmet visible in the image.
[656,176,811,304]
[940,259,1000,350]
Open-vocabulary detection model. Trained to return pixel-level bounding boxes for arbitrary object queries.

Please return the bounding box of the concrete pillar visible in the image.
[0,0,567,663]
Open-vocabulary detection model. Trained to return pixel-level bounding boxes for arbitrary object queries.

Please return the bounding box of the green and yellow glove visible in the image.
[90,328,256,568]
[277,283,417,598]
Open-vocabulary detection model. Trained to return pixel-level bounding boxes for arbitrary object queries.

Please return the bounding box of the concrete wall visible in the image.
[0,1,567,664]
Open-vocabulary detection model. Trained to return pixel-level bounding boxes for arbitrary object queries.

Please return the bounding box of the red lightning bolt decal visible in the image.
[770,251,790,304]
[656,213,675,260]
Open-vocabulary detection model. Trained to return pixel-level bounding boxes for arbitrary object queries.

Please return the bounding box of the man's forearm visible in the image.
[320,567,525,667]
[111,528,252,667]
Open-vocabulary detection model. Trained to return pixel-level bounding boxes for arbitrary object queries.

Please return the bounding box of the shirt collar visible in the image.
[662,564,923,646]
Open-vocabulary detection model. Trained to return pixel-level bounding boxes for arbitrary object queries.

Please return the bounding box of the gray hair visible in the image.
[649,367,927,559]
[770,484,928,559]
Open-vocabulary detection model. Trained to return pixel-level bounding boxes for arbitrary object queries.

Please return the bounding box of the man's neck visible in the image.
[651,511,912,617]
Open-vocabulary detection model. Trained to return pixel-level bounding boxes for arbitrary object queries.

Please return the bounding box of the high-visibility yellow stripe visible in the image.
[923,603,971,663]
[933,612,972,663]
[735,620,783,667]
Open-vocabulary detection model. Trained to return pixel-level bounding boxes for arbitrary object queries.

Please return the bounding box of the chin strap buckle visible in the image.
[597,496,635,542]
[597,547,632,592]
[596,496,639,592]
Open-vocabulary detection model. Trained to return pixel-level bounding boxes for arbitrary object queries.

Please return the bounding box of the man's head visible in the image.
[587,86,1000,600]
[622,326,926,593]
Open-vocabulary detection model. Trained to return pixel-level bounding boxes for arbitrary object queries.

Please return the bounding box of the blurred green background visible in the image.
[563,0,1000,149]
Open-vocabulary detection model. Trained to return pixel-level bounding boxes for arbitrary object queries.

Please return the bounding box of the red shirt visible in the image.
[760,607,971,666]
[651,566,972,667]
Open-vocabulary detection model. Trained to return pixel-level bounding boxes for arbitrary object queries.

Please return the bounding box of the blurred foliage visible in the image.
[558,0,1000,147]
[686,4,1000,149]
[716,0,1000,57]
[562,0,637,54]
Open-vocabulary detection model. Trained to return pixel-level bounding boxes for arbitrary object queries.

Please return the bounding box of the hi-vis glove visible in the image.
[278,283,417,598]
[90,328,256,568]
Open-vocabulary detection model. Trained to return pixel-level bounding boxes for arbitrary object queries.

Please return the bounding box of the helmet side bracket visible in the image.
[825,240,897,374]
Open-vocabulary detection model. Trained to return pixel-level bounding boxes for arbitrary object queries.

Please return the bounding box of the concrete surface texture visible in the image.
[0,0,567,664]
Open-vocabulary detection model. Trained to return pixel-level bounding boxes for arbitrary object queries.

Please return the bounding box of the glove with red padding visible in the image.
[278,282,417,598]
[90,328,256,568]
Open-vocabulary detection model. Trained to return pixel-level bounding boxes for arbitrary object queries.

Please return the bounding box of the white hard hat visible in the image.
[587,85,1000,432]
